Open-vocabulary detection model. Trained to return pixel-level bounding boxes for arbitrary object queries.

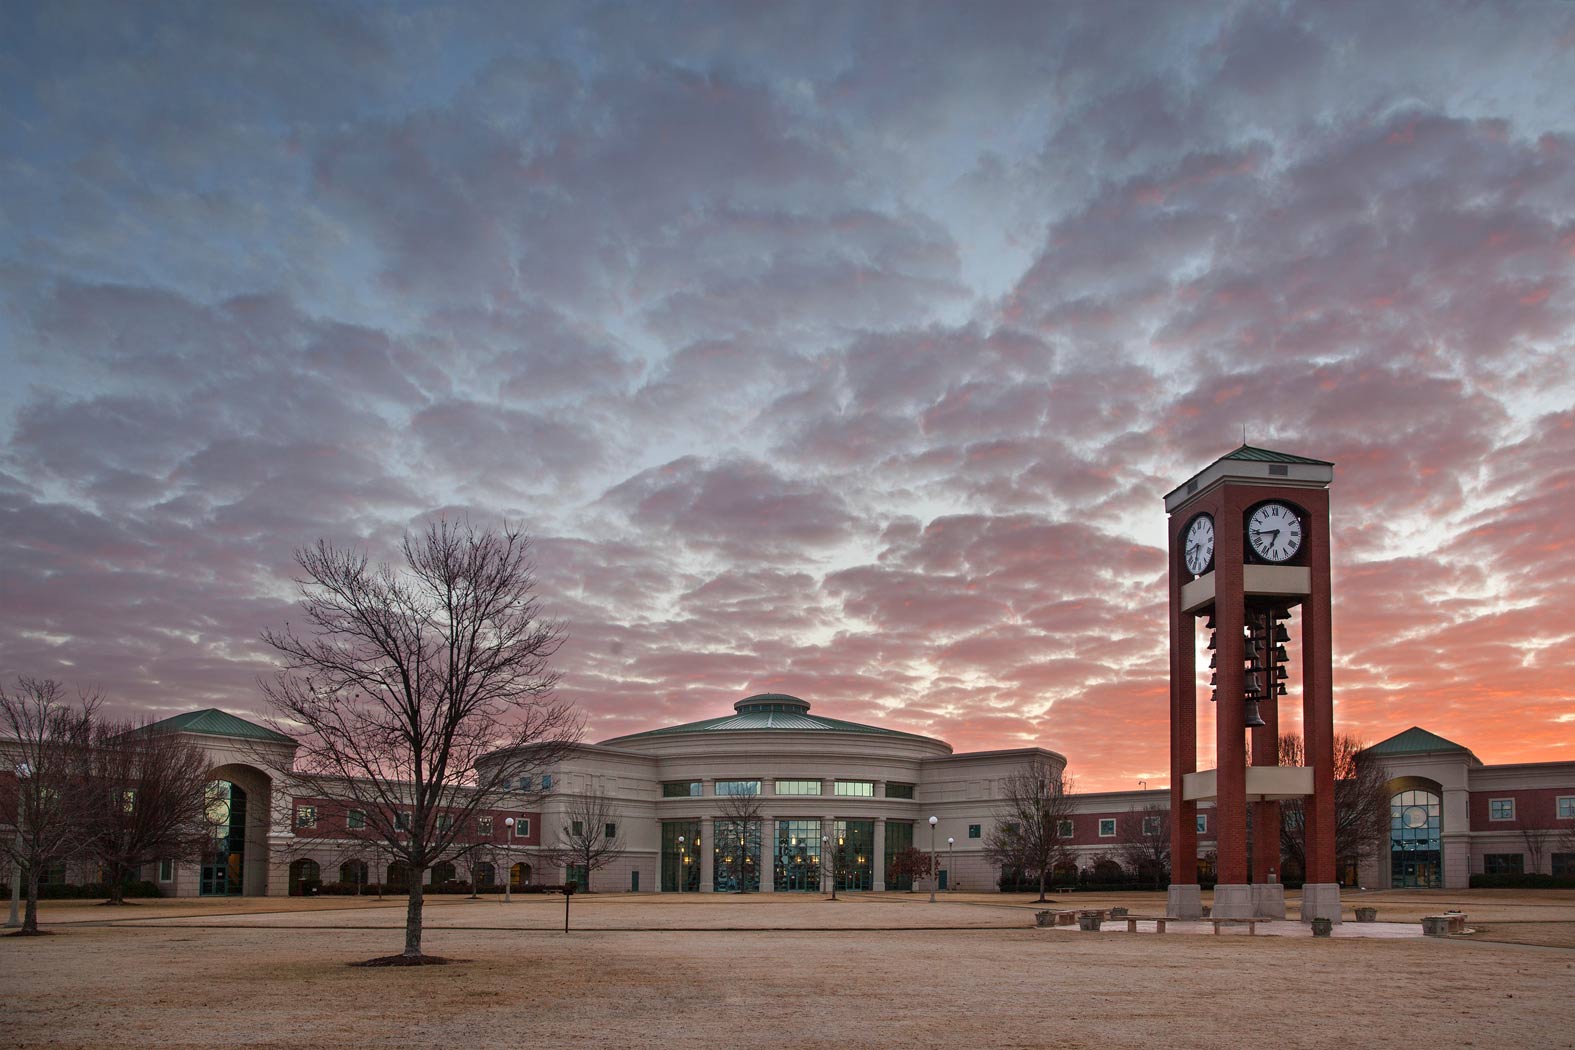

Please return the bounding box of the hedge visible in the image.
[1469,873,1575,889]
[0,880,163,900]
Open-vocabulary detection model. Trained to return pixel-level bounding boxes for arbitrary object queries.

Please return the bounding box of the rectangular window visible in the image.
[605,823,617,839]
[885,782,915,799]
[477,816,493,836]
[541,774,553,790]
[571,820,584,836]
[347,809,366,830]
[295,805,317,829]
[774,779,822,795]
[834,781,875,797]
[716,780,762,796]
[1553,853,1575,877]
[158,859,174,882]
[1197,813,1208,834]
[1098,818,1117,837]
[1484,853,1523,875]
[1143,816,1162,835]
[1557,797,1575,820]
[514,817,530,838]
[1057,819,1074,837]
[396,811,411,831]
[1489,798,1515,821]
[967,824,982,839]
[435,814,452,831]
[122,789,137,813]
[517,775,533,791]
[663,781,702,797]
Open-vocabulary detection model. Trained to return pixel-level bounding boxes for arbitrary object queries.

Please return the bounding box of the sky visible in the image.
[2,1,1573,791]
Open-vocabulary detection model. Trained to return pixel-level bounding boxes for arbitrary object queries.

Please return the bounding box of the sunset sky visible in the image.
[3,2,1572,790]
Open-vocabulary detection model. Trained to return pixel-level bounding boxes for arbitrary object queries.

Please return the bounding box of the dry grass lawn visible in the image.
[6,889,1573,1049]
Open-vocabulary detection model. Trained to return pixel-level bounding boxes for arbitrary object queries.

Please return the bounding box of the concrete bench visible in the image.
[1122,916,1178,933]
[1210,918,1259,935]
[1055,910,1078,926]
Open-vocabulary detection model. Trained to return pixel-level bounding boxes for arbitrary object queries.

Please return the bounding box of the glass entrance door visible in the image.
[1389,788,1441,889]
[201,781,247,896]
[774,819,822,891]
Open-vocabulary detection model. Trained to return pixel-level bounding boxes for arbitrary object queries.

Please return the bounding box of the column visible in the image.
[1211,488,1251,919]
[873,817,887,891]
[700,815,715,893]
[1168,503,1201,919]
[759,817,776,892]
[1301,487,1341,922]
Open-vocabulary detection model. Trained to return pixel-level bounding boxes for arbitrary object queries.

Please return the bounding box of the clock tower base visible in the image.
[1302,882,1342,924]
[1166,883,1202,920]
[1211,882,1254,919]
[1251,881,1287,919]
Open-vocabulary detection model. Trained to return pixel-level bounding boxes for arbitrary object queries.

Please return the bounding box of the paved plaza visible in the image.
[6,889,1574,1049]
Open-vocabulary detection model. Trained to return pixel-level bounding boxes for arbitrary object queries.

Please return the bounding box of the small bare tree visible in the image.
[549,789,625,893]
[1117,804,1172,889]
[886,846,933,893]
[261,520,581,963]
[983,758,1076,902]
[1518,813,1551,876]
[715,785,763,892]
[80,719,218,905]
[1278,733,1389,880]
[0,678,97,935]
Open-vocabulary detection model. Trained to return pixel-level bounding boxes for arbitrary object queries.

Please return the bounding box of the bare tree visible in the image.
[80,719,218,905]
[261,520,581,964]
[548,789,625,892]
[886,846,934,893]
[983,758,1077,902]
[715,785,763,892]
[1518,813,1551,876]
[0,678,97,935]
[1278,733,1389,881]
[1117,804,1172,889]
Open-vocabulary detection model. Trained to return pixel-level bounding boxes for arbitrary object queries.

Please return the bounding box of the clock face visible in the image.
[1183,514,1215,575]
[1248,502,1303,562]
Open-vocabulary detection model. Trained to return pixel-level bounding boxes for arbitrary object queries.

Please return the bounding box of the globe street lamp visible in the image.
[677,835,685,894]
[928,815,939,903]
[503,817,515,903]
[948,836,955,893]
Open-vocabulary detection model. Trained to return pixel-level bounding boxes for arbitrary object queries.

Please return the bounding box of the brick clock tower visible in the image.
[1163,446,1341,924]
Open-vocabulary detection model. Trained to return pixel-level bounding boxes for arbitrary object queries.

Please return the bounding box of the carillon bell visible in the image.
[1244,699,1267,727]
[1206,632,1217,650]
[1209,652,1217,668]
[1272,645,1289,662]
[1273,624,1291,643]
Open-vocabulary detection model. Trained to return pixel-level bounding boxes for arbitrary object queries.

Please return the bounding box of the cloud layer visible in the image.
[3,1,1573,788]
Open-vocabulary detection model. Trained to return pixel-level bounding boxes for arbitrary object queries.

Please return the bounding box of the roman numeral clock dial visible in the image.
[1248,501,1303,562]
[1184,514,1214,575]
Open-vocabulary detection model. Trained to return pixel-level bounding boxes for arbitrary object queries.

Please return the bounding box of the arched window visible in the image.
[473,862,496,888]
[429,862,456,886]
[1390,788,1442,888]
[510,862,532,887]
[385,861,411,892]
[339,860,369,887]
[288,858,321,896]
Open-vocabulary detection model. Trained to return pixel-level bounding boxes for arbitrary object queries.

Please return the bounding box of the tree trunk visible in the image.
[106,864,126,904]
[1038,867,1048,903]
[23,868,41,934]
[403,872,425,957]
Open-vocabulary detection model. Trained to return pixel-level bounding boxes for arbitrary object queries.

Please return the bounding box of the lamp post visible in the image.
[677,834,685,894]
[947,836,955,893]
[821,835,840,900]
[928,815,939,903]
[503,817,515,903]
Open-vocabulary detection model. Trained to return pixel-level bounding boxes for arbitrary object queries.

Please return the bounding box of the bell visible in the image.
[1209,672,1218,685]
[1204,614,1216,629]
[1274,666,1288,680]
[1209,652,1217,668]
[1272,645,1288,662]
[1206,632,1217,650]
[1275,683,1287,696]
[1244,699,1267,728]
[1273,625,1291,643]
[1272,605,1293,620]
[1247,660,1265,674]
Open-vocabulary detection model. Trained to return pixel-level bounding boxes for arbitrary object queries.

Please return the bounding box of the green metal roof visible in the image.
[1220,445,1335,466]
[145,708,297,745]
[1363,726,1472,757]
[599,694,941,746]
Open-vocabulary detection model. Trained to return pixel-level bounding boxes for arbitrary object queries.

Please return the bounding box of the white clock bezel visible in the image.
[1183,514,1215,575]
[1248,501,1303,563]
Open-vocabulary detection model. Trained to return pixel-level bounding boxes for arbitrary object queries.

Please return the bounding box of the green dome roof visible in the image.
[598,694,943,746]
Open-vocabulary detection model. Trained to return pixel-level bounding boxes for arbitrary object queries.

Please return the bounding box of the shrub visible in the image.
[1469,873,1575,889]
[2,881,163,900]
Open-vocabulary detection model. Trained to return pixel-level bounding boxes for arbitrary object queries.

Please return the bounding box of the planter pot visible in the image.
[1355,907,1377,923]
[1077,914,1103,932]
[1109,906,1128,918]
[1035,910,1054,927]
[1310,917,1333,938]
